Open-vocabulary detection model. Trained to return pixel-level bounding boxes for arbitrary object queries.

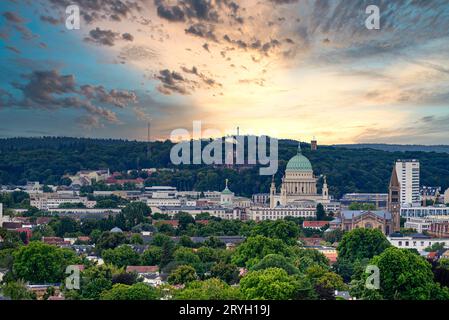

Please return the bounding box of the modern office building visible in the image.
[395,159,420,206]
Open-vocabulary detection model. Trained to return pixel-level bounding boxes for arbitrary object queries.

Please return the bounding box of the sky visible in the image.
[1,0,449,144]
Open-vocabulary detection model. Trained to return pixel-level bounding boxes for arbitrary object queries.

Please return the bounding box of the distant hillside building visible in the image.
[311,138,317,151]
[444,188,449,204]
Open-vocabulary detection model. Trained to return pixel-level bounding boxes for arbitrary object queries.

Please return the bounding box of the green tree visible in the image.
[175,278,242,300]
[76,265,113,300]
[13,242,79,283]
[174,212,195,230]
[252,254,299,275]
[141,246,163,266]
[316,203,326,220]
[1,280,36,300]
[96,231,127,254]
[348,203,377,210]
[210,262,240,284]
[250,220,299,245]
[337,228,390,263]
[100,283,159,300]
[102,245,140,268]
[168,265,198,285]
[120,202,151,230]
[240,268,300,300]
[357,247,448,300]
[293,248,330,272]
[231,235,292,268]
[424,242,446,252]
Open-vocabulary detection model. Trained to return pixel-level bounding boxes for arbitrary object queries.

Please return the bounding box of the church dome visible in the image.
[286,143,313,171]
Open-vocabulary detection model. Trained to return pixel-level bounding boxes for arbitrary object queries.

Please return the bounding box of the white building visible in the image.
[155,206,227,218]
[388,234,449,251]
[401,205,449,218]
[445,188,449,205]
[404,217,432,233]
[146,198,181,207]
[395,159,420,206]
[248,202,316,221]
[30,194,96,210]
[144,186,177,199]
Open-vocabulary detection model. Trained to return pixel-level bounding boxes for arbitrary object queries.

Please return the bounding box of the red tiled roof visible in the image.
[126,266,159,273]
[323,252,338,264]
[303,221,329,228]
[36,217,52,225]
[196,220,210,225]
[427,252,438,259]
[299,238,324,246]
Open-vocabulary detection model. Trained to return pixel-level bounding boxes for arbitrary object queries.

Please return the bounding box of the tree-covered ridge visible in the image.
[1,137,449,198]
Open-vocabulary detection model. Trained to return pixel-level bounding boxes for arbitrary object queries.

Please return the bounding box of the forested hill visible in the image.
[336,143,449,154]
[0,137,449,199]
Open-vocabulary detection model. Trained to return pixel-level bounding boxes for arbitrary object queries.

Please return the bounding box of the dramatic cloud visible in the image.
[156,69,190,95]
[185,23,218,42]
[85,27,120,46]
[2,70,138,126]
[2,11,25,23]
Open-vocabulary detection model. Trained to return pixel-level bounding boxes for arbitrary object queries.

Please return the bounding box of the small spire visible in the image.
[225,178,228,189]
[297,142,302,154]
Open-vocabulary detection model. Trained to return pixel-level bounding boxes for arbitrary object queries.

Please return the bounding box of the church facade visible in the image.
[270,143,330,208]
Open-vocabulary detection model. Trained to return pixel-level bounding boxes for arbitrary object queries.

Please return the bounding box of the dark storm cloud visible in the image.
[40,15,62,25]
[80,84,137,108]
[2,11,25,23]
[85,27,120,46]
[2,70,138,124]
[122,32,134,41]
[181,66,222,88]
[156,2,186,22]
[156,69,190,95]
[155,0,243,23]
[156,66,221,95]
[185,23,218,42]
[5,46,21,54]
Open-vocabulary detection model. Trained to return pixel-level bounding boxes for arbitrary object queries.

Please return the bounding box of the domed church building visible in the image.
[270,143,330,208]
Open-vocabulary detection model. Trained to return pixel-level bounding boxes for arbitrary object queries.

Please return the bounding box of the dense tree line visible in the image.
[1,137,449,198]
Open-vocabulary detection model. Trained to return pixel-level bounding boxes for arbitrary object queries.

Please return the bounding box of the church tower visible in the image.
[280,175,287,206]
[270,176,276,208]
[322,175,329,200]
[388,165,401,233]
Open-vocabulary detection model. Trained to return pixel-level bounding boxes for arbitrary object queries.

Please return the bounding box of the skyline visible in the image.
[1,1,449,144]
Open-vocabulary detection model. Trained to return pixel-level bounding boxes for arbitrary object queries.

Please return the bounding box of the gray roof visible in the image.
[341,210,391,220]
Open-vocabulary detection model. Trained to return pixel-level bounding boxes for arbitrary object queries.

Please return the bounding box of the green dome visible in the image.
[222,187,233,195]
[286,143,313,171]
